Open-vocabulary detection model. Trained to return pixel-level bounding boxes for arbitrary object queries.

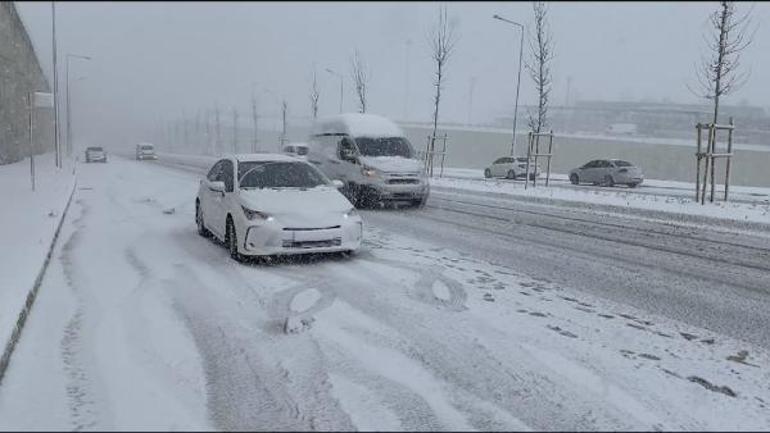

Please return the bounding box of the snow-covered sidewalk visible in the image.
[0,153,76,378]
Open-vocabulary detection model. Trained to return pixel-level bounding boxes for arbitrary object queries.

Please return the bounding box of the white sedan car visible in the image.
[195,154,363,261]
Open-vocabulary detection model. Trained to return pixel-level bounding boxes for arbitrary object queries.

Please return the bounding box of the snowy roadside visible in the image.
[0,153,76,381]
[431,175,770,231]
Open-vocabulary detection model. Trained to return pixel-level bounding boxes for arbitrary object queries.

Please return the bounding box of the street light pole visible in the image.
[325,68,343,113]
[66,53,91,158]
[493,14,525,157]
[52,2,60,168]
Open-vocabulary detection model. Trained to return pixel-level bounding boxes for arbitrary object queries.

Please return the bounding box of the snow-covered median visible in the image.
[432,175,770,229]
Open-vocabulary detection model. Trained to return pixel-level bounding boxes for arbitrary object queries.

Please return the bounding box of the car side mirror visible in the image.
[331,179,344,189]
[209,180,226,193]
[340,149,357,163]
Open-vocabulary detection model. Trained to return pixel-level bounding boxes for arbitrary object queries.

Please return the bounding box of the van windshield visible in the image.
[354,136,414,158]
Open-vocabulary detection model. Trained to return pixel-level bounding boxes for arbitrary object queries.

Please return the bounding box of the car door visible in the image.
[578,160,599,183]
[201,160,224,236]
[211,159,235,237]
[596,160,612,182]
[491,157,506,177]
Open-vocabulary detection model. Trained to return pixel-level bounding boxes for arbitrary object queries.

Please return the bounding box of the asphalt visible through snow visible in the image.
[2,156,769,431]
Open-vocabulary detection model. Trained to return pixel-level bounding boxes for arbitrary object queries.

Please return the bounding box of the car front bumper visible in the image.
[137,154,158,160]
[365,181,430,202]
[242,218,363,256]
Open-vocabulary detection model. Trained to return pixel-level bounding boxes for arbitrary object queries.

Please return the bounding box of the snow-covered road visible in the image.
[1,157,769,430]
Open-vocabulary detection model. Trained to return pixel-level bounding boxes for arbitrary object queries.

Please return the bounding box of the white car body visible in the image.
[136,143,157,160]
[307,113,429,208]
[484,156,541,179]
[85,146,107,163]
[195,154,363,258]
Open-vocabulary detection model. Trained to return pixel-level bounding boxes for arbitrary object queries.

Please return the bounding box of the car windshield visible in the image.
[354,136,414,158]
[614,160,633,167]
[238,161,329,189]
[141,145,153,150]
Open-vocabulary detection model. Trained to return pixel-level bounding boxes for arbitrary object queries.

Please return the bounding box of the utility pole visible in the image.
[467,76,477,125]
[403,38,412,121]
[52,2,60,168]
[493,14,525,157]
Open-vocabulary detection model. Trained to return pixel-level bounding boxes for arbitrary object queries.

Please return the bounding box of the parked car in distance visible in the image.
[195,154,363,261]
[84,146,107,163]
[569,159,644,188]
[136,142,157,160]
[282,142,309,158]
[484,156,540,180]
[307,113,429,209]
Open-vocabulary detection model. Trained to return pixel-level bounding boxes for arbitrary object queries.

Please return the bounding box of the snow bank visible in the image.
[0,153,76,380]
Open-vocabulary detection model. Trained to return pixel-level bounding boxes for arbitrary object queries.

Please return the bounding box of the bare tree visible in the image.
[526,1,554,134]
[350,49,369,113]
[214,103,221,155]
[251,89,259,152]
[310,67,320,119]
[693,1,755,124]
[232,107,239,153]
[427,5,458,174]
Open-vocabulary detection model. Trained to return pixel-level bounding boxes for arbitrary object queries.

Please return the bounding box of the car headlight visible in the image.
[242,205,273,221]
[343,208,359,219]
[361,166,379,178]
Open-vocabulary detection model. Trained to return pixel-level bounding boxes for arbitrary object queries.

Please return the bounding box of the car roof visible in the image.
[229,153,300,163]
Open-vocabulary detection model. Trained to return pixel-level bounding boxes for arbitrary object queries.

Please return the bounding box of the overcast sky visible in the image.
[15,1,769,144]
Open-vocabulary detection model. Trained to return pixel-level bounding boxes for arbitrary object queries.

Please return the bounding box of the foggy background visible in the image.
[14,1,769,148]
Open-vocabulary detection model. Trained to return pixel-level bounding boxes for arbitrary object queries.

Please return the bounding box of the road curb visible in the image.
[0,178,78,387]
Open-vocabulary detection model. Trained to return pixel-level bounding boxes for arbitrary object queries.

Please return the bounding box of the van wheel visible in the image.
[356,186,378,209]
[226,217,244,262]
[570,174,579,185]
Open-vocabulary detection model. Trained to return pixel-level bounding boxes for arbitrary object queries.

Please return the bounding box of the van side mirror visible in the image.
[331,179,344,189]
[340,148,357,163]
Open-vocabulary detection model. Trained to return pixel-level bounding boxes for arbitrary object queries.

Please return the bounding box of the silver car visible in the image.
[484,156,540,180]
[569,159,644,188]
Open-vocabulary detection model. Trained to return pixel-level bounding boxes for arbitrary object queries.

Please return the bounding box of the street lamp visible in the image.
[493,14,525,157]
[325,68,343,114]
[66,53,91,157]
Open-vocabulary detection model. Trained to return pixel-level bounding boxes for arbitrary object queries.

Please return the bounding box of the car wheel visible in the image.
[226,217,244,262]
[484,168,492,179]
[413,196,428,209]
[603,175,615,187]
[628,182,639,188]
[506,169,516,179]
[196,201,210,237]
[570,174,579,185]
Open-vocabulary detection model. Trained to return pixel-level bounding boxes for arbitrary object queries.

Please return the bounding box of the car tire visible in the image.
[196,201,210,237]
[603,175,615,187]
[226,217,245,262]
[484,168,492,179]
[506,169,516,179]
[570,174,579,185]
[628,182,639,188]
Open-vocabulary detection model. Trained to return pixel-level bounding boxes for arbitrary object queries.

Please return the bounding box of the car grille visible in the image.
[387,178,419,184]
[282,225,341,231]
[282,238,342,249]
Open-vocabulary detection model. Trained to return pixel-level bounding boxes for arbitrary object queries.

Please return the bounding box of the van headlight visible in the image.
[361,166,379,178]
[242,205,273,221]
[343,208,359,219]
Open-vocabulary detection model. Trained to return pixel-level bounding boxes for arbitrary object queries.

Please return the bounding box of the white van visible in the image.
[307,113,429,208]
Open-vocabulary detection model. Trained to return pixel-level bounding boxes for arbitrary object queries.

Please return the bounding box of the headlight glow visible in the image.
[241,205,273,221]
[361,166,379,178]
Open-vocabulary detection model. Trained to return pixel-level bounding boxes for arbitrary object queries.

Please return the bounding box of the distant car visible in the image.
[84,146,107,163]
[484,156,540,180]
[136,143,157,160]
[569,159,644,188]
[282,143,309,159]
[195,154,363,261]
